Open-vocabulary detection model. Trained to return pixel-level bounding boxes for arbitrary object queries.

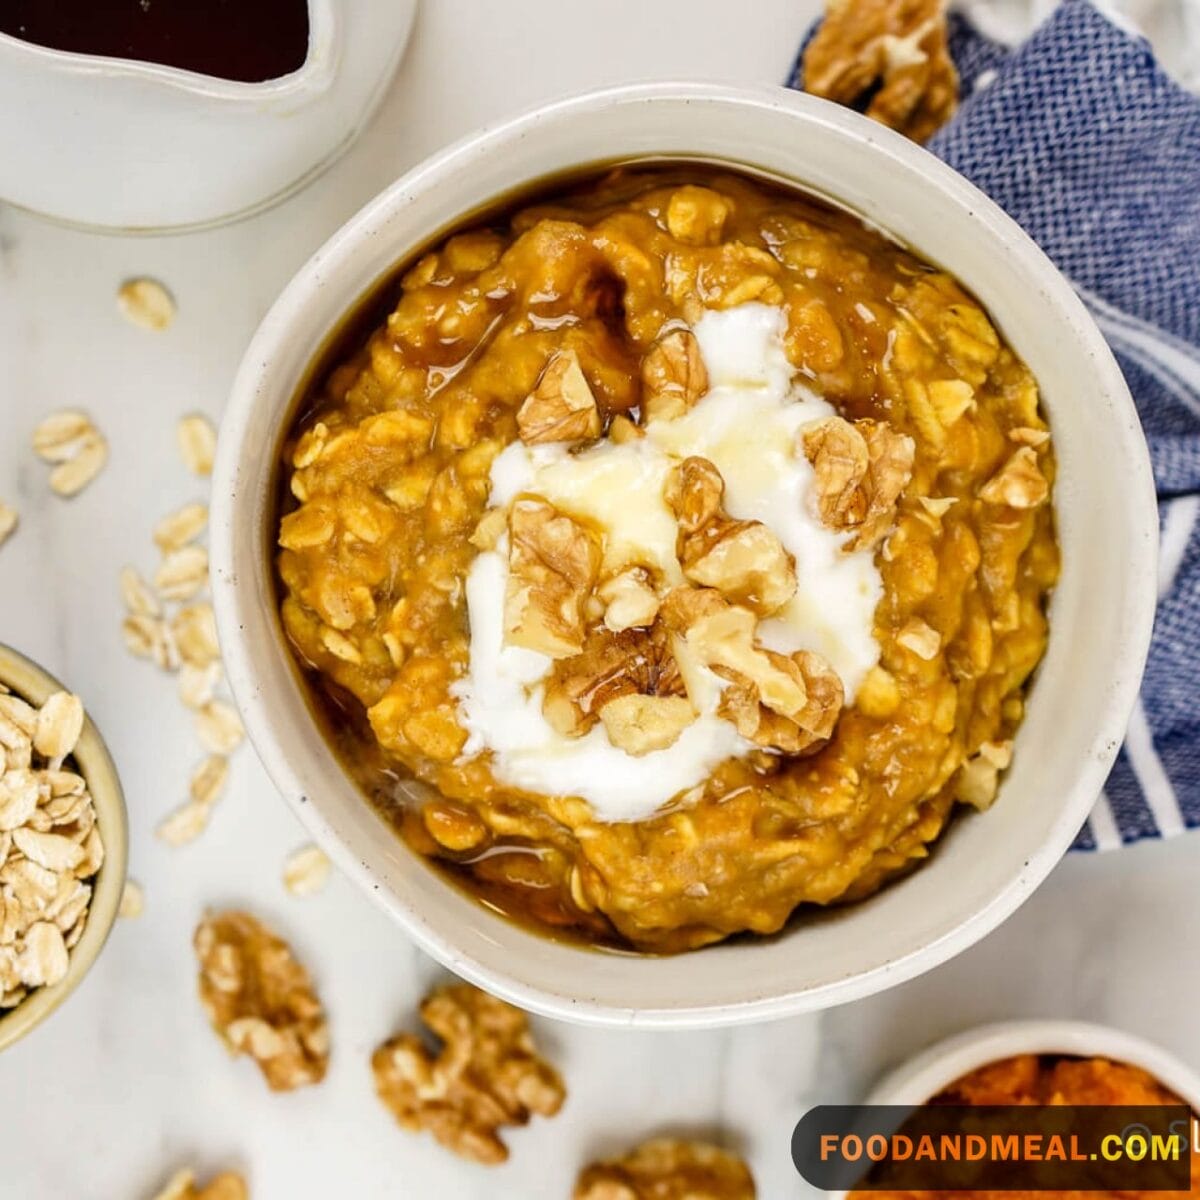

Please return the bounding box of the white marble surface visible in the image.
[1,2,1198,1197]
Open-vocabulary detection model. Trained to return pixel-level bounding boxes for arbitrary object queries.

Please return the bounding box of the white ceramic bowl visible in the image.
[0,0,416,232]
[211,82,1157,1028]
[865,1020,1200,1111]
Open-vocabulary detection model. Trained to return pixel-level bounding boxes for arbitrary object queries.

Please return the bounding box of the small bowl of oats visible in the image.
[0,644,127,1051]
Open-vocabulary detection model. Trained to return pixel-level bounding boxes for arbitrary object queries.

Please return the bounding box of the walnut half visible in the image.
[149,1168,248,1200]
[542,625,688,742]
[661,588,843,755]
[504,498,601,658]
[194,910,329,1092]
[372,982,565,1165]
[574,1138,756,1200]
[667,456,797,615]
[801,416,914,550]
[517,349,602,445]
[641,329,709,422]
[598,693,696,756]
[802,0,959,145]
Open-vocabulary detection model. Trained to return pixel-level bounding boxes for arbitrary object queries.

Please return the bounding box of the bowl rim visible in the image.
[0,644,129,1052]
[210,80,1158,1027]
[864,1019,1200,1111]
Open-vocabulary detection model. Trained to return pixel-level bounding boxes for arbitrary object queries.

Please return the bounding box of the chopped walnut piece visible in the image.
[543,625,685,739]
[598,693,696,756]
[574,1138,756,1200]
[719,648,844,755]
[194,909,329,1091]
[147,1167,248,1200]
[661,588,843,753]
[504,498,601,658]
[598,567,661,632]
[802,0,959,145]
[371,982,565,1165]
[517,349,602,445]
[665,592,801,712]
[978,447,1049,509]
[801,416,914,549]
[609,414,644,444]
[954,739,1014,810]
[641,329,709,422]
[918,495,957,519]
[667,457,797,615]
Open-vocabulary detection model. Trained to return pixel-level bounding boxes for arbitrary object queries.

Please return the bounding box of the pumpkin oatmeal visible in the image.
[275,166,1058,953]
[851,1054,1200,1200]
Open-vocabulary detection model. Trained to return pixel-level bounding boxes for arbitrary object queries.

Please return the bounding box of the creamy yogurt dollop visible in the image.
[454,303,883,822]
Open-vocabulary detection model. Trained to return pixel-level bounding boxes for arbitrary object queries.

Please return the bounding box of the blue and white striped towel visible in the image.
[791,0,1200,849]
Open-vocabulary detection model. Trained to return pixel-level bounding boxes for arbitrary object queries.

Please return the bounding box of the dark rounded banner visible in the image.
[792,1104,1194,1192]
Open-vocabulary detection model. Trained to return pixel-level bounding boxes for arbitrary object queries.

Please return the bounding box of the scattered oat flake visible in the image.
[156,798,211,846]
[121,614,159,659]
[178,414,217,477]
[118,879,144,918]
[49,433,108,497]
[195,702,243,755]
[154,544,209,602]
[32,410,95,463]
[179,661,221,710]
[283,845,331,897]
[154,502,209,553]
[0,503,17,548]
[189,754,229,807]
[117,276,175,331]
[172,603,220,668]
[120,566,162,618]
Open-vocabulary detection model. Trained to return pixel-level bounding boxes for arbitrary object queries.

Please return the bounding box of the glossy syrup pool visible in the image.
[1,0,310,83]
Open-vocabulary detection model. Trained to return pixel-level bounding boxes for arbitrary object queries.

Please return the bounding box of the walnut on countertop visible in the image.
[372,982,565,1165]
[194,909,329,1092]
[148,1167,248,1200]
[574,1138,756,1200]
[802,0,959,145]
